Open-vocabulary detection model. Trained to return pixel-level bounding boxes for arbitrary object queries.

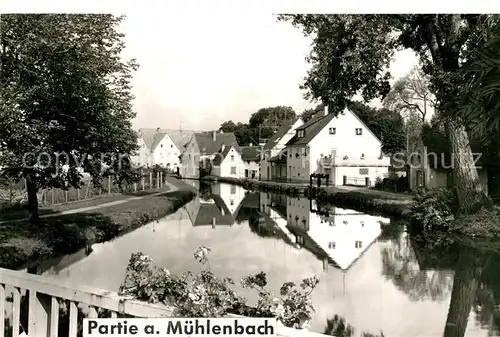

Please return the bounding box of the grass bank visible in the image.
[201,176,414,217]
[0,188,196,269]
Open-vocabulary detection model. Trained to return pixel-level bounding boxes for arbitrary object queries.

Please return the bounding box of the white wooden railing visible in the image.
[0,268,327,337]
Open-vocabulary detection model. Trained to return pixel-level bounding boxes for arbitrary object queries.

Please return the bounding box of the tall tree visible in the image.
[383,66,435,124]
[300,104,324,122]
[0,14,139,222]
[278,14,497,213]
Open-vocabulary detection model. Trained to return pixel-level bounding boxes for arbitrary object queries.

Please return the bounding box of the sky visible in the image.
[119,11,420,132]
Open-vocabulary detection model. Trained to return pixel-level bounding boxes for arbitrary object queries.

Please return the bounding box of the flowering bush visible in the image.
[119,246,319,329]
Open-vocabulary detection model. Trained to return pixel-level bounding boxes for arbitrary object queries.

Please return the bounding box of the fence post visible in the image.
[142,174,145,190]
[108,176,111,194]
[51,189,55,205]
[77,188,80,201]
[149,172,153,189]
[160,172,163,188]
[157,172,160,188]
[134,183,137,192]
[65,190,68,203]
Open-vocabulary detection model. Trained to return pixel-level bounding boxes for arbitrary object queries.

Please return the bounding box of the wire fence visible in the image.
[0,171,167,208]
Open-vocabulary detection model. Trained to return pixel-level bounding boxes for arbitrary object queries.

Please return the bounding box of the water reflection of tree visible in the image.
[381,231,454,302]
[323,315,384,337]
[381,227,500,337]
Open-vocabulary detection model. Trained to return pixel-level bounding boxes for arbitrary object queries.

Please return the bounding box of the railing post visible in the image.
[28,291,54,337]
[0,284,5,336]
[149,172,153,189]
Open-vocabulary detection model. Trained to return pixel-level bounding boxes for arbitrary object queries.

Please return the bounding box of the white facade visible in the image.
[211,146,246,179]
[287,196,389,270]
[151,134,182,170]
[287,108,391,186]
[260,119,304,181]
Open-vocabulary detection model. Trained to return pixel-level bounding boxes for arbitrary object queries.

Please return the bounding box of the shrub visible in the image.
[409,188,458,231]
[119,246,319,329]
[374,172,408,192]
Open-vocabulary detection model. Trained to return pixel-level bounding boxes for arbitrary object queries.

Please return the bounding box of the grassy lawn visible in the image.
[0,188,195,269]
[0,186,172,222]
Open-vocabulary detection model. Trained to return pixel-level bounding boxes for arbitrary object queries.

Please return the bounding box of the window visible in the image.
[230,155,235,161]
[355,128,363,135]
[360,221,364,227]
[328,242,336,249]
[343,220,348,225]
[297,130,305,138]
[329,221,335,226]
[355,241,363,249]
[230,200,234,206]
[171,144,173,148]
[329,127,336,135]
[230,166,236,174]
[231,185,236,194]
[161,144,163,147]
[359,168,369,175]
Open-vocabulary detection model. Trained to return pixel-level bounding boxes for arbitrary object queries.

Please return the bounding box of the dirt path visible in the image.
[0,181,179,224]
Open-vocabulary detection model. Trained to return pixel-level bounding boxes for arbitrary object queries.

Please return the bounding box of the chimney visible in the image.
[221,144,226,152]
[324,104,329,116]
[156,127,160,133]
[212,130,216,142]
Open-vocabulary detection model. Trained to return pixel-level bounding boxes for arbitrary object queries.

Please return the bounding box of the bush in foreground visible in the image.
[119,246,319,329]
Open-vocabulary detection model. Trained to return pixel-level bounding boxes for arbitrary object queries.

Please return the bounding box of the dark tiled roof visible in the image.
[138,128,195,152]
[286,114,336,146]
[263,119,298,150]
[194,132,239,154]
[268,150,287,163]
[241,146,260,161]
[150,132,168,151]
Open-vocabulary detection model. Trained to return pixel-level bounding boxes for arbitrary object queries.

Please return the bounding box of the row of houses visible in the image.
[133,105,393,187]
[134,105,488,190]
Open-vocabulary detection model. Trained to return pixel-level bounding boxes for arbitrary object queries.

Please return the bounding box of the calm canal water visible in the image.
[31,182,500,337]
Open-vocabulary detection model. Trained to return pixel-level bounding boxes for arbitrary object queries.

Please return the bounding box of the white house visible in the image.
[179,131,240,179]
[211,145,246,178]
[260,118,304,181]
[132,128,194,170]
[285,106,391,186]
[286,196,389,270]
[240,146,260,179]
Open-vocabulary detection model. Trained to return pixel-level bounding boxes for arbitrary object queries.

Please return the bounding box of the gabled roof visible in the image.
[138,128,195,152]
[286,114,336,146]
[150,132,168,151]
[166,130,195,150]
[212,145,238,166]
[241,146,260,161]
[137,128,158,150]
[286,108,384,147]
[194,132,239,154]
[263,119,298,150]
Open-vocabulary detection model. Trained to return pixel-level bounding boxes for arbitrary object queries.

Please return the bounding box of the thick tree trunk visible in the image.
[446,118,490,213]
[443,250,482,337]
[26,176,39,224]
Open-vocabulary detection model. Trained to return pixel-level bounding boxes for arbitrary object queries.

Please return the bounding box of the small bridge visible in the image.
[0,267,327,337]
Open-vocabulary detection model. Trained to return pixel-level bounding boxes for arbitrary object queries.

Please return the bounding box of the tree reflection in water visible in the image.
[323,314,384,337]
[380,223,500,337]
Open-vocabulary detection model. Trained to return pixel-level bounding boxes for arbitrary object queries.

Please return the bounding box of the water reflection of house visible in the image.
[183,183,246,226]
[211,183,246,216]
[256,192,296,245]
[286,196,388,270]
